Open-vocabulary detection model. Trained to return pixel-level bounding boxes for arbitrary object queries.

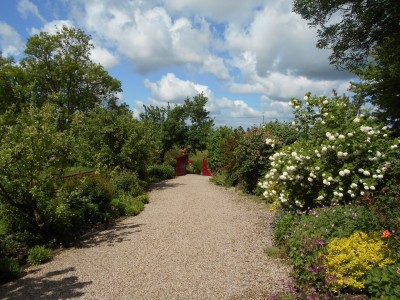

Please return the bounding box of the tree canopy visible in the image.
[293,0,400,70]
[21,26,122,129]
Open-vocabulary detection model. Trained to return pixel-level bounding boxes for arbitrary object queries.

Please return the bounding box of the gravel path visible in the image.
[0,175,291,299]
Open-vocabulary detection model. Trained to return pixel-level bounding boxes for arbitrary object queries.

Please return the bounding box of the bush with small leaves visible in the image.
[366,262,400,299]
[28,245,52,265]
[0,257,20,283]
[147,164,175,181]
[324,231,394,293]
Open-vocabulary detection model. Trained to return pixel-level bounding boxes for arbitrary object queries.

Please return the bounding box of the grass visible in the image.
[63,166,95,177]
[264,246,288,260]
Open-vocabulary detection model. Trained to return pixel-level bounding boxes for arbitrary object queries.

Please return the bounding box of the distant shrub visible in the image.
[27,245,52,265]
[187,158,202,174]
[110,170,143,197]
[163,147,182,167]
[0,257,20,283]
[324,231,394,292]
[148,164,175,181]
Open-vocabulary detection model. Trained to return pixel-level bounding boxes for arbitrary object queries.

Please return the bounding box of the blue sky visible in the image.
[0,0,355,127]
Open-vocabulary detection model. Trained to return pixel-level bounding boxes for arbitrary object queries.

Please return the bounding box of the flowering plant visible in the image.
[260,92,400,209]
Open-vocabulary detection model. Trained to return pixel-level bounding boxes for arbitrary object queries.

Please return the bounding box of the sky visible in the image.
[0,0,355,127]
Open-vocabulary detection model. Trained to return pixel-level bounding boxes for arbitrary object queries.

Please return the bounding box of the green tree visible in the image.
[21,26,121,129]
[0,104,70,233]
[351,39,400,132]
[293,0,400,70]
[0,54,27,114]
[72,106,159,177]
[185,93,214,152]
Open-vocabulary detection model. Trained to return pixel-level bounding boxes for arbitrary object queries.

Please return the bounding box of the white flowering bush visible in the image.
[260,92,400,209]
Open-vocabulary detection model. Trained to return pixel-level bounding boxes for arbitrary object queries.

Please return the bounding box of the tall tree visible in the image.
[185,93,214,152]
[293,0,400,131]
[21,26,121,128]
[0,54,27,114]
[293,0,400,70]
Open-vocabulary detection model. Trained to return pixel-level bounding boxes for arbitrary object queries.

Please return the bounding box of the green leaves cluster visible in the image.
[293,0,400,132]
[140,93,214,159]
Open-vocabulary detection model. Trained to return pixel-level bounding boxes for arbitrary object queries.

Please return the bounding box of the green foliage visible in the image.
[261,93,398,209]
[208,171,233,187]
[27,245,51,265]
[111,194,145,217]
[147,164,175,181]
[366,263,400,299]
[110,170,144,197]
[263,121,299,146]
[324,231,394,293]
[140,93,213,158]
[163,147,183,167]
[44,175,114,241]
[184,93,214,152]
[72,106,158,177]
[207,126,234,171]
[271,209,298,247]
[0,103,70,232]
[285,205,380,295]
[235,126,280,194]
[292,0,400,70]
[21,26,121,129]
[0,257,20,283]
[351,41,400,132]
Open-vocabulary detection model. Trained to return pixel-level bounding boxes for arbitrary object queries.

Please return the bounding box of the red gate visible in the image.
[175,155,187,176]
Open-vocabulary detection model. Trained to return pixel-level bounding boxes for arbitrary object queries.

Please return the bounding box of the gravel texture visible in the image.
[0,174,291,299]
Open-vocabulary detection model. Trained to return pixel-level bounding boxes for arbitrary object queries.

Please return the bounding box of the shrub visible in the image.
[366,262,400,299]
[0,257,20,283]
[163,147,182,167]
[324,231,394,293]
[44,174,114,241]
[110,170,143,197]
[111,194,146,217]
[271,209,298,247]
[125,199,144,216]
[260,93,399,210]
[147,164,175,181]
[234,126,279,194]
[209,171,233,187]
[207,126,234,171]
[27,245,52,265]
[285,205,380,295]
[186,158,203,174]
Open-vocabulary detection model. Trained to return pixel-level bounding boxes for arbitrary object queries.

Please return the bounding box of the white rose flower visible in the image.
[363,170,370,176]
[338,135,345,139]
[323,100,328,105]
[304,95,309,101]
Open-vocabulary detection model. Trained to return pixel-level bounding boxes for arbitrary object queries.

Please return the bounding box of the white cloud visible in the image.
[69,1,229,77]
[17,0,47,23]
[144,73,212,105]
[165,0,265,23]
[0,22,24,57]
[90,44,119,69]
[30,19,74,35]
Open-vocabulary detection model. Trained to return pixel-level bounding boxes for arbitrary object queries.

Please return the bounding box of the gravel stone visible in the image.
[0,175,291,299]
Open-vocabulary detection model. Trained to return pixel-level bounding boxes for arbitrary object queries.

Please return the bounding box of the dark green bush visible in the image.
[110,170,143,197]
[44,174,114,241]
[163,147,182,167]
[111,194,145,217]
[27,245,51,265]
[234,126,278,193]
[148,164,175,181]
[366,263,400,299]
[0,257,20,283]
